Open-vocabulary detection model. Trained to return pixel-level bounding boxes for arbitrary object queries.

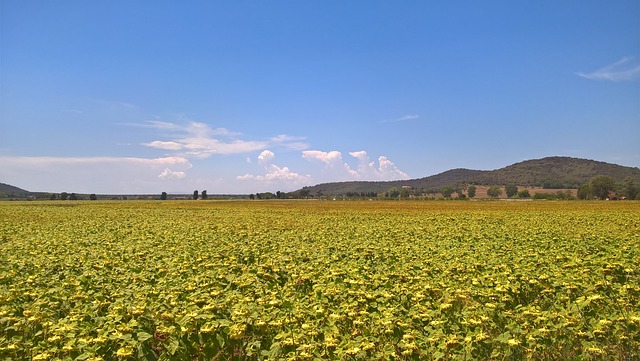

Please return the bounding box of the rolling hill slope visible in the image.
[299,157,640,196]
[0,183,31,198]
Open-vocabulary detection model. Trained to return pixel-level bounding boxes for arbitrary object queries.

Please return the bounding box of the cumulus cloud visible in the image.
[158,168,186,179]
[303,150,409,181]
[236,150,311,186]
[377,155,410,179]
[302,150,358,178]
[141,121,307,159]
[577,57,640,81]
[258,150,275,166]
[302,150,344,164]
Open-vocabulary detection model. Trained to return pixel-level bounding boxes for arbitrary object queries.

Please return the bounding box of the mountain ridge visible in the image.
[298,156,640,196]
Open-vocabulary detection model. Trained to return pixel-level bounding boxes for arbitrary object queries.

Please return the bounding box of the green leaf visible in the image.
[137,331,153,342]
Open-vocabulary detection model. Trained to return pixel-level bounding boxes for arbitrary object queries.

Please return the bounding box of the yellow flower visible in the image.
[47,335,62,343]
[229,323,246,340]
[439,303,453,310]
[32,352,52,361]
[116,346,134,358]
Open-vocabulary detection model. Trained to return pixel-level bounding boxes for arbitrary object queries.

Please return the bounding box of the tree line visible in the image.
[36,175,639,202]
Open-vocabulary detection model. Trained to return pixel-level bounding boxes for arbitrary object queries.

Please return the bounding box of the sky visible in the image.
[1,1,639,194]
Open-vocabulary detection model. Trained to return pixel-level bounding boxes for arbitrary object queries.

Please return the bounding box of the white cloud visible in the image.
[377,155,410,179]
[303,149,409,181]
[158,168,186,179]
[303,150,358,178]
[302,150,345,165]
[0,156,190,167]
[139,120,179,130]
[381,114,419,123]
[270,134,309,151]
[258,150,275,166]
[141,121,306,158]
[236,150,311,188]
[577,57,640,81]
[143,141,184,150]
[0,156,192,193]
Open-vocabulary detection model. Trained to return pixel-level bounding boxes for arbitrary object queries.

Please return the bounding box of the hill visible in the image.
[469,156,640,188]
[299,157,640,196]
[300,168,488,196]
[0,183,31,198]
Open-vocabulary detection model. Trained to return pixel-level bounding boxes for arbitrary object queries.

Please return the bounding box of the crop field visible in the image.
[1,200,639,360]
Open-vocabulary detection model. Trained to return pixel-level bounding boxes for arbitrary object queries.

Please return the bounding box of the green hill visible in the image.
[299,157,640,196]
[470,156,640,188]
[0,183,31,198]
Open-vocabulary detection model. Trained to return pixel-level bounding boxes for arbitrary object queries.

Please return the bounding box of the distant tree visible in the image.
[620,177,638,200]
[517,189,530,198]
[201,190,208,200]
[505,184,518,198]
[193,190,199,200]
[467,185,477,198]
[577,184,591,200]
[60,192,69,201]
[249,194,255,200]
[589,176,615,200]
[487,186,502,198]
[69,193,78,200]
[276,191,283,199]
[50,193,57,200]
[300,187,311,199]
[555,190,575,200]
[387,187,400,199]
[89,194,97,201]
[160,192,168,200]
[257,192,275,199]
[440,185,454,199]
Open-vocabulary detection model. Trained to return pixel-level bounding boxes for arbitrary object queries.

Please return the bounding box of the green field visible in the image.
[1,201,639,360]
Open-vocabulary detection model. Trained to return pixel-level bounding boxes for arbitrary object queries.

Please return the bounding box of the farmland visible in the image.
[1,200,639,360]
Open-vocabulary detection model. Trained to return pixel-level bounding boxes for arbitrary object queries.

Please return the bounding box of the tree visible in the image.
[69,193,78,200]
[201,190,208,200]
[50,193,57,200]
[440,185,454,198]
[487,186,502,198]
[387,187,400,199]
[89,194,97,201]
[577,184,591,200]
[193,190,199,200]
[60,192,69,201]
[249,194,255,200]
[620,177,638,200]
[589,176,615,200]
[517,189,530,198]
[160,192,168,200]
[505,184,518,198]
[467,185,477,198]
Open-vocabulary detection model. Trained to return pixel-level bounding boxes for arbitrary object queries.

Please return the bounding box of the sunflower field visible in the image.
[1,200,639,360]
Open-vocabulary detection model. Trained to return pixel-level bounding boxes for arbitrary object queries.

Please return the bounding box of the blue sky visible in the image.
[1,1,639,194]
